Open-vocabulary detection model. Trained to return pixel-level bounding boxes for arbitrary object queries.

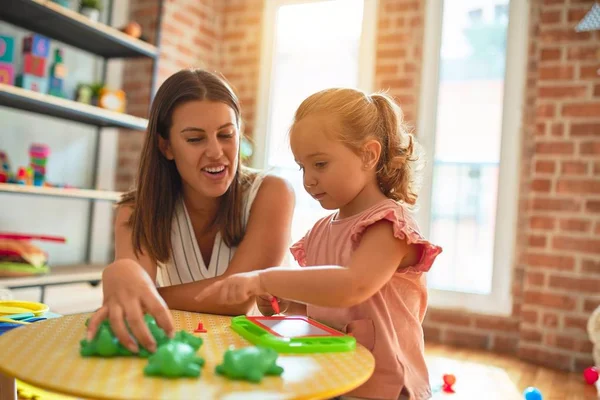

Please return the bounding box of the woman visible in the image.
[86,69,295,354]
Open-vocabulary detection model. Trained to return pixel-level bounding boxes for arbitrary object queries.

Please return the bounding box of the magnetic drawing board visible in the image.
[231,315,356,353]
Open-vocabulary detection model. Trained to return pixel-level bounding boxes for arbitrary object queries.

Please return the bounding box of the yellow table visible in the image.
[0,310,375,400]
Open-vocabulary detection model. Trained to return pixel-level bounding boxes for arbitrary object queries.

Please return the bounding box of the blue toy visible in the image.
[523,387,543,400]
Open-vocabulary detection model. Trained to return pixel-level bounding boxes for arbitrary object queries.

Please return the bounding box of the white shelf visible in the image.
[2,0,159,59]
[0,264,104,288]
[0,183,122,202]
[0,83,149,131]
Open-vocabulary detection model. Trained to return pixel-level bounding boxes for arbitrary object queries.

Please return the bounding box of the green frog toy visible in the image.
[215,346,284,383]
[143,341,205,378]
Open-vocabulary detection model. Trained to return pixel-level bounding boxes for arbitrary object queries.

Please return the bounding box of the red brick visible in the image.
[563,103,600,117]
[581,141,600,155]
[426,310,472,327]
[538,85,587,98]
[571,123,600,137]
[539,66,575,80]
[375,64,398,75]
[565,316,589,332]
[540,48,561,61]
[575,355,596,372]
[534,160,555,174]
[577,340,594,354]
[549,275,600,293]
[580,65,600,79]
[520,328,543,342]
[559,218,591,233]
[523,290,577,310]
[492,336,518,353]
[423,325,441,342]
[540,10,562,24]
[561,161,588,175]
[473,317,519,332]
[582,259,600,275]
[526,270,546,285]
[551,123,564,136]
[568,9,590,22]
[594,83,600,97]
[536,104,556,118]
[542,312,559,328]
[444,329,490,349]
[529,216,555,230]
[531,179,552,192]
[535,141,573,154]
[584,299,599,313]
[588,200,600,213]
[380,78,412,89]
[535,123,546,136]
[544,333,576,351]
[556,179,600,195]
[567,46,599,61]
[530,198,580,212]
[377,48,407,59]
[552,236,600,254]
[542,0,565,4]
[385,1,419,12]
[521,309,539,324]
[540,29,591,43]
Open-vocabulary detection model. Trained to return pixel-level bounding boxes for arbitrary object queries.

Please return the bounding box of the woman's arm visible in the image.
[158,175,295,315]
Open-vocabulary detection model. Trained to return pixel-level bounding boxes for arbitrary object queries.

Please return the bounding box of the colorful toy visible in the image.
[442,373,456,393]
[29,143,50,186]
[23,34,50,59]
[75,84,93,104]
[0,35,15,63]
[215,346,284,383]
[584,366,599,385]
[194,321,207,333]
[143,341,205,378]
[16,73,47,93]
[172,330,204,350]
[48,49,67,98]
[23,54,46,77]
[0,35,15,85]
[523,386,543,400]
[230,315,356,353]
[98,88,126,112]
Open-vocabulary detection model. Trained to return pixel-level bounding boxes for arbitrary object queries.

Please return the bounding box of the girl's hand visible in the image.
[256,295,291,316]
[194,271,266,305]
[86,259,174,353]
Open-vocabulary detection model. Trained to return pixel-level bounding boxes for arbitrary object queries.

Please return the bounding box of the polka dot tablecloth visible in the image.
[0,311,374,400]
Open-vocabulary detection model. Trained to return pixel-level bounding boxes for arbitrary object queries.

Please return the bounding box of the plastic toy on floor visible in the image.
[143,341,205,378]
[215,346,284,383]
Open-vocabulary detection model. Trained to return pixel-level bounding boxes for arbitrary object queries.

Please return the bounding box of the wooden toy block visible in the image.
[23,54,46,77]
[0,35,15,63]
[0,62,15,85]
[52,63,67,79]
[48,76,65,97]
[16,74,48,93]
[23,35,50,59]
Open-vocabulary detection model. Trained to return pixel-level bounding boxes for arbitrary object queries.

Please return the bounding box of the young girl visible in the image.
[195,88,442,400]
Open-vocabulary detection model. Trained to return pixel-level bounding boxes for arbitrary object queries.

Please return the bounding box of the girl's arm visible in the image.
[196,220,420,309]
[259,220,415,307]
[158,175,295,315]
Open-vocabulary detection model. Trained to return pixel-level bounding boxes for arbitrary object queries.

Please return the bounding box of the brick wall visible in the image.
[116,0,600,372]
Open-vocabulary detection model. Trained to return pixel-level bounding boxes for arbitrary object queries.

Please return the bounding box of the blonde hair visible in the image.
[292,88,422,205]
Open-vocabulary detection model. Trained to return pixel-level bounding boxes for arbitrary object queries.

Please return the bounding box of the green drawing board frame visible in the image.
[230,315,356,353]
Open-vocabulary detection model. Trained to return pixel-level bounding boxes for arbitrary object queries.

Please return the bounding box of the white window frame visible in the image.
[416,0,529,315]
[252,0,378,170]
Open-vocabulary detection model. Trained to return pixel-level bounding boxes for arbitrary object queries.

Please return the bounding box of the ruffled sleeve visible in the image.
[290,236,308,267]
[350,207,442,274]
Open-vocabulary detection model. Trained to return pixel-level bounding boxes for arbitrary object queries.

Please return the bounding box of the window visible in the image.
[417,0,529,314]
[253,0,376,247]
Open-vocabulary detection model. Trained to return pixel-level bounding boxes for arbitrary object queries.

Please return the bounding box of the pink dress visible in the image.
[290,199,442,400]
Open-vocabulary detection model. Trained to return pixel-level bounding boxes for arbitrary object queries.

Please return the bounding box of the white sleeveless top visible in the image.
[157,173,266,287]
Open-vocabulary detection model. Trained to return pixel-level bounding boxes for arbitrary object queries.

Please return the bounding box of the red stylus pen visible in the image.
[270,297,280,314]
[0,233,66,243]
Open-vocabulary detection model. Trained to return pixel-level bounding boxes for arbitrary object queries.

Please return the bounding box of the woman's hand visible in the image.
[86,259,174,353]
[194,271,266,306]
